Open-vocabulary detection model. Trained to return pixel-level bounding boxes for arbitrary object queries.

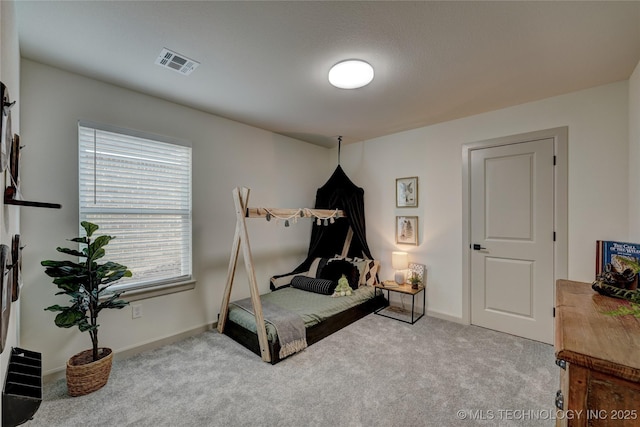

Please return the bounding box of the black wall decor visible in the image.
[1,81,61,209]
[10,235,22,302]
[9,133,20,188]
[1,82,15,174]
[0,244,11,354]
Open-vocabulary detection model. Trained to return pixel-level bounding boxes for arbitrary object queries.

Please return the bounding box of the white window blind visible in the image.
[78,121,192,293]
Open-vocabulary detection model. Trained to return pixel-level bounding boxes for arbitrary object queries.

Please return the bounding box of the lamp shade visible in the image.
[391,251,409,270]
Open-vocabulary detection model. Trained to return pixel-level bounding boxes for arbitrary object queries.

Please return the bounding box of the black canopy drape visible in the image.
[282,165,374,276]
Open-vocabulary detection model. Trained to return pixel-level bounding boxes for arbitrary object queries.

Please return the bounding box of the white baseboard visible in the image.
[43,323,214,384]
[426,309,465,324]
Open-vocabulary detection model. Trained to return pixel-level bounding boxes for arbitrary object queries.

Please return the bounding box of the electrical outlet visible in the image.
[132,304,142,319]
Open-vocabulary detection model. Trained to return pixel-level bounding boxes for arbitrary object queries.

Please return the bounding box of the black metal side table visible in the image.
[373,281,425,324]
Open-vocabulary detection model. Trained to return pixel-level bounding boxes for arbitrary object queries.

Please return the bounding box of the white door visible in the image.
[470,138,554,343]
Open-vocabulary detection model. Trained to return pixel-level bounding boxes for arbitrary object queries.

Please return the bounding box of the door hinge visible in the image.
[553,155,556,165]
[553,307,556,317]
[553,231,556,241]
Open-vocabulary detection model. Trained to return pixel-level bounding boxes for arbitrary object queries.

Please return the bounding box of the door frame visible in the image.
[461,127,568,326]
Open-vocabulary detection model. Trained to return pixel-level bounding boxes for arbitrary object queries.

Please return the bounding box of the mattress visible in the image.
[227,286,377,342]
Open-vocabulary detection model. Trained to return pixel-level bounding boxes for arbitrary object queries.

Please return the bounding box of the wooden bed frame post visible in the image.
[217,187,271,362]
[217,187,350,363]
[341,227,353,258]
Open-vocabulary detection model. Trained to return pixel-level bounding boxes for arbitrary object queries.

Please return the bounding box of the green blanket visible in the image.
[231,298,307,358]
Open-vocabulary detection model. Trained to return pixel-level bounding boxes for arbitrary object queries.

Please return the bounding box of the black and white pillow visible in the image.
[339,256,379,287]
[290,275,336,295]
[360,258,380,287]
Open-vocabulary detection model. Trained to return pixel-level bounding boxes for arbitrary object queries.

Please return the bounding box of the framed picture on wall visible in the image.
[396,176,418,207]
[396,216,418,245]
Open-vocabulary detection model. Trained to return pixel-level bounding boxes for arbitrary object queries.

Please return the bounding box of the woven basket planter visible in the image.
[66,347,113,397]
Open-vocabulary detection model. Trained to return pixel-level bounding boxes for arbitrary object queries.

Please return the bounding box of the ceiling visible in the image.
[14,1,640,148]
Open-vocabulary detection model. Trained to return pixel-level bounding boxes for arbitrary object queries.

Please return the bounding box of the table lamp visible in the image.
[392,251,409,285]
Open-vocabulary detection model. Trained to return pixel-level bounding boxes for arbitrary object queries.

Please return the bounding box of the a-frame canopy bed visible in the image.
[217,166,387,364]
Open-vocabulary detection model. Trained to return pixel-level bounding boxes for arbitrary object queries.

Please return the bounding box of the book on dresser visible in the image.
[595,240,640,290]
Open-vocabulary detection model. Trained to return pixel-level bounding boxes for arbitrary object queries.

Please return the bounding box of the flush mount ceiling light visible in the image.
[328,59,374,89]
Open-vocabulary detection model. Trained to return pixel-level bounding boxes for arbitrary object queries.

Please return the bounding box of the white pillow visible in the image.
[307,258,324,277]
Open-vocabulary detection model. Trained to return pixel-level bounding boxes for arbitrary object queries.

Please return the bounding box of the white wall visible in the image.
[0,0,22,422]
[339,81,629,320]
[16,44,638,376]
[19,59,332,374]
[629,61,640,241]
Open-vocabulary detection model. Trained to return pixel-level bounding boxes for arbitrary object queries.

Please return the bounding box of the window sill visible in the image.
[118,279,196,302]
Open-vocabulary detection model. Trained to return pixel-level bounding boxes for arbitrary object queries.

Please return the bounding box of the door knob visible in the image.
[472,244,486,250]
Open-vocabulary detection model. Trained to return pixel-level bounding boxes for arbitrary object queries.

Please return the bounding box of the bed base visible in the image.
[222,292,388,364]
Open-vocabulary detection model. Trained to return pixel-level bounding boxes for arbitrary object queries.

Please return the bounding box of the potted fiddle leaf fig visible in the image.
[42,221,132,396]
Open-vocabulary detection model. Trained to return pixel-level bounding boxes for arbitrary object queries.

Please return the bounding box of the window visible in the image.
[78,121,192,295]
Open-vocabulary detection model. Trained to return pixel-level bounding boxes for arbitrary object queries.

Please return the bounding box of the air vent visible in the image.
[155,48,200,75]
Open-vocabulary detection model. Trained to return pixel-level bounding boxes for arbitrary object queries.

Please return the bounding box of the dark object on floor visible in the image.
[2,347,42,427]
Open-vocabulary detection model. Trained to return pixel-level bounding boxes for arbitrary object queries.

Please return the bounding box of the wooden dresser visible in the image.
[554,280,640,427]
